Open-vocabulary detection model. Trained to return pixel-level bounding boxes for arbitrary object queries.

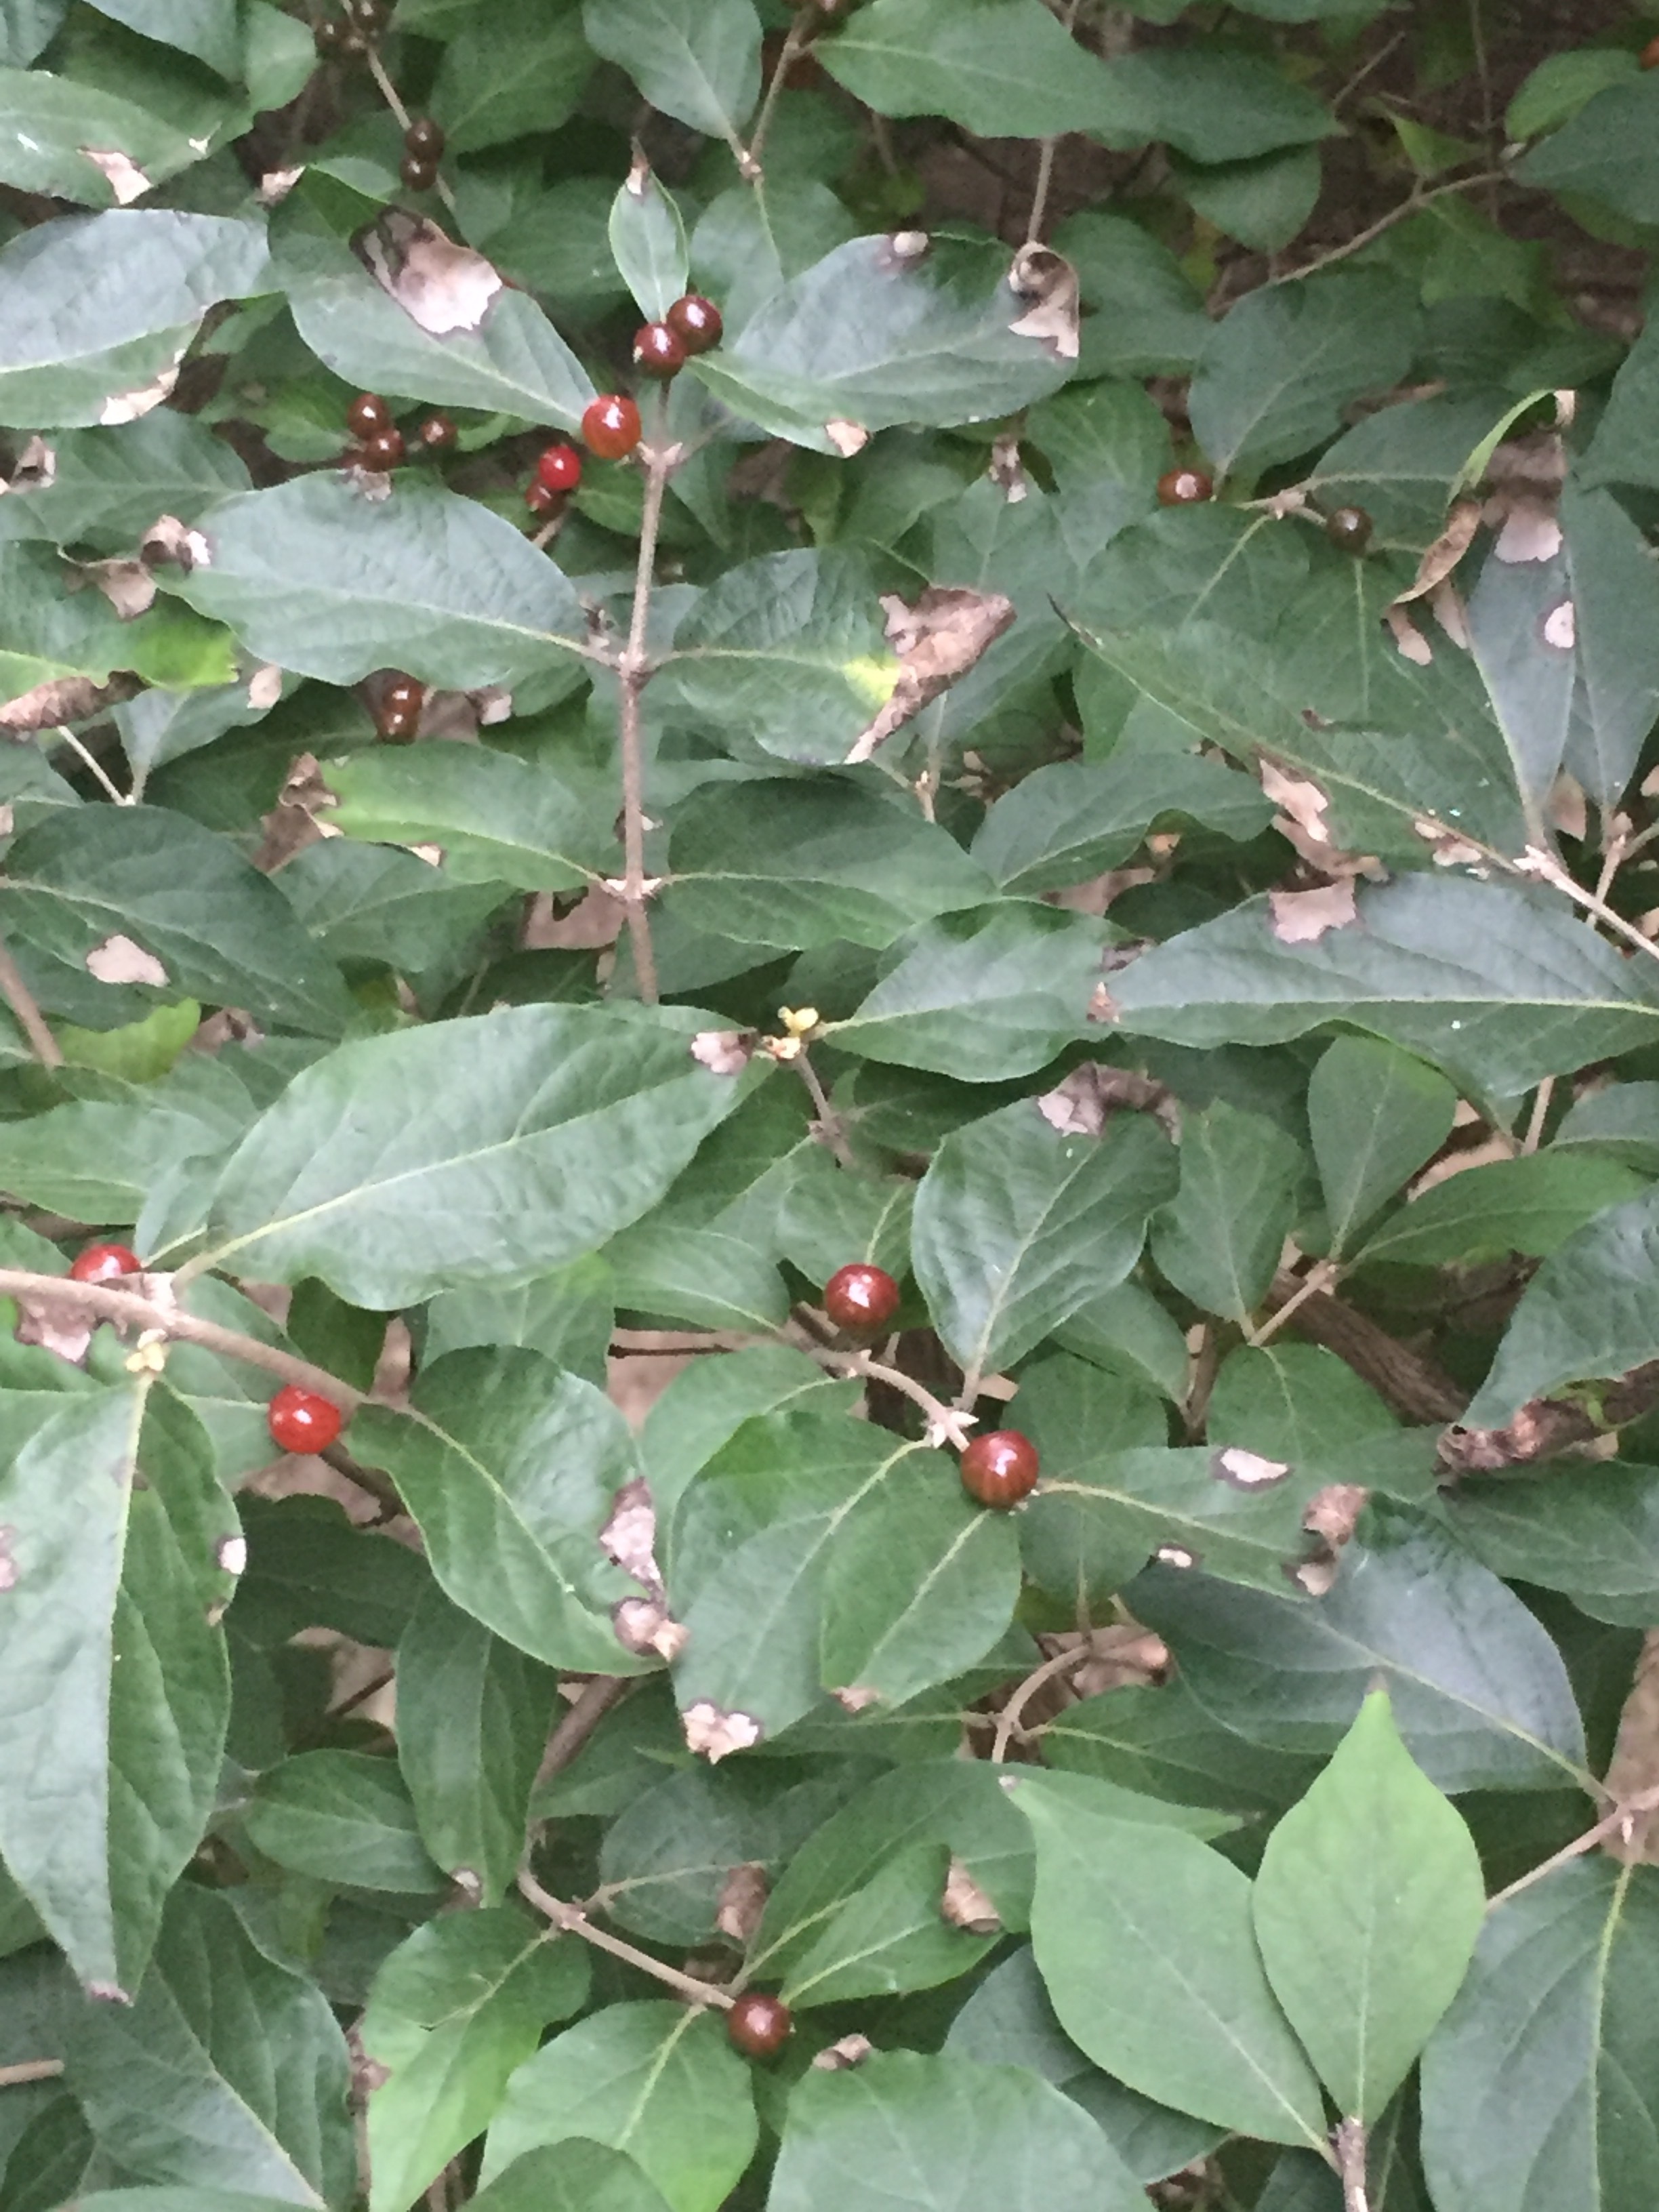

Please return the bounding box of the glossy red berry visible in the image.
[404,117,445,159]
[959,1429,1040,1510]
[268,1385,344,1455]
[823,1263,901,1334]
[726,1993,792,2060]
[377,706,418,742]
[632,321,687,378]
[401,154,438,192]
[1325,504,1373,554]
[666,293,723,354]
[1157,467,1213,506]
[380,674,424,724]
[361,426,406,469]
[346,392,392,440]
[536,443,583,493]
[69,1242,142,1285]
[417,413,456,451]
[582,393,642,460]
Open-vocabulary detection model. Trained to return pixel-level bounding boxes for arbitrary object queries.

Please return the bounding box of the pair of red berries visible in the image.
[821,1265,1039,1509]
[631,293,724,382]
[375,672,424,741]
[527,396,644,514]
[401,116,443,193]
[345,392,455,472]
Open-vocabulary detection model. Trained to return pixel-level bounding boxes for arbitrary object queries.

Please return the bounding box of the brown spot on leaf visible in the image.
[941,1856,1001,1935]
[1269,880,1357,943]
[100,352,184,424]
[1007,243,1080,360]
[715,1861,769,1944]
[258,165,304,207]
[1285,1544,1340,1597]
[142,514,211,572]
[354,211,502,335]
[247,665,283,710]
[600,1477,663,1601]
[1542,599,1576,650]
[830,1685,882,1713]
[216,1534,247,1577]
[812,2033,875,2070]
[989,431,1027,504]
[81,148,150,204]
[845,587,1017,764]
[612,1597,687,1662]
[0,436,55,494]
[682,1700,762,1763]
[1036,1063,1178,1139]
[1303,1483,1367,1549]
[1212,1446,1292,1491]
[85,933,167,987]
[0,674,139,732]
[77,558,155,619]
[254,753,340,872]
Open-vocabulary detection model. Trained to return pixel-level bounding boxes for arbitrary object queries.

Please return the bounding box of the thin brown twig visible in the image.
[0,935,62,1069]
[1486,1784,1659,1912]
[0,1269,364,1410]
[516,1866,735,2008]
[0,2060,64,2089]
[990,1645,1092,1763]
[1273,168,1509,285]
[616,405,673,1006]
[1513,845,1659,972]
[799,1342,977,1450]
[795,1046,857,1170]
[1250,1261,1340,1349]
[1024,0,1084,243]
[744,5,813,176]
[535,1675,632,1790]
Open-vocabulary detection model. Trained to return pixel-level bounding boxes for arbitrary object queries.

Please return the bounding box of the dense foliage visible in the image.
[3,2,1659,2209]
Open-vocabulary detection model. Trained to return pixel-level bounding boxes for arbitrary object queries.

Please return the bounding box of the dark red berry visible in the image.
[632,321,687,379]
[377,707,418,742]
[69,1242,142,1285]
[823,1263,901,1334]
[1157,468,1213,507]
[346,392,392,440]
[726,1993,792,2060]
[417,413,456,451]
[666,293,723,354]
[960,1429,1040,1510]
[535,443,583,493]
[1643,34,1659,68]
[401,154,438,192]
[314,16,348,54]
[582,394,642,460]
[1325,504,1373,554]
[525,482,564,518]
[404,117,444,159]
[380,674,424,722]
[361,426,406,469]
[268,1385,344,1455]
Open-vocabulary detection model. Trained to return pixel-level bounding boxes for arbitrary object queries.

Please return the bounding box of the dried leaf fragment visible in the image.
[812,2034,874,2071]
[715,1862,769,1944]
[1036,1062,1178,1139]
[141,514,211,572]
[0,674,138,732]
[682,1700,763,1763]
[611,1597,687,1662]
[81,148,150,205]
[99,351,184,426]
[1212,1446,1292,1490]
[355,210,502,335]
[941,1857,1002,1935]
[1394,499,1481,605]
[85,933,167,986]
[0,436,55,495]
[80,559,155,619]
[1269,880,1357,943]
[825,419,869,457]
[600,1477,664,1601]
[1007,243,1080,360]
[846,587,1017,765]
[830,1685,881,1714]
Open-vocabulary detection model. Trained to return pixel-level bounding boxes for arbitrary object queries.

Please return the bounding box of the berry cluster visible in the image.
[343,392,455,473]
[630,293,723,384]
[401,115,444,194]
[314,0,390,58]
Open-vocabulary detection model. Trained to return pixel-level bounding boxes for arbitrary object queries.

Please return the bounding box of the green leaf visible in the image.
[1052,1278,1190,1401]
[779,1840,998,2007]
[0,1067,248,1226]
[1507,47,1640,140]
[0,1384,233,1996]
[0,415,249,552]
[912,1100,1176,1378]
[470,2146,673,2212]
[945,1946,1227,2184]
[818,0,1139,138]
[1208,1344,1439,1505]
[396,1585,554,1904]
[233,1495,429,1650]
[202,1003,756,1305]
[64,1882,353,2205]
[829,905,1107,1080]
[1306,394,1516,556]
[1559,479,1659,808]
[1358,1152,1650,1267]
[640,1343,857,1521]
[361,1910,589,2212]
[483,2001,757,2212]
[1130,1504,1590,1792]
[1098,45,1338,164]
[1053,211,1210,378]
[0,804,352,1038]
[659,550,899,766]
[1189,276,1420,476]
[609,162,689,322]
[1420,1862,1659,2212]
[1111,876,1659,1101]
[0,66,225,205]
[1586,314,1659,493]
[580,0,761,142]
[0,0,64,66]
[279,841,510,974]
[426,1257,614,1389]
[243,1751,447,1894]
[1013,1770,1327,2148]
[322,745,615,894]
[971,753,1273,896]
[1465,1187,1659,1428]
[180,477,590,692]
[777,1152,912,1289]
[1253,1691,1486,2120]
[1513,75,1659,223]
[1041,1677,1322,1820]
[1173,145,1323,253]
[689,237,1073,456]
[769,2049,1148,2212]
[665,774,991,945]
[1017,1353,1326,1601]
[1152,1101,1303,1321]
[1307,1036,1458,1255]
[431,0,592,150]
[0,210,268,429]
[1446,1460,1659,1627]
[283,237,594,430]
[352,1349,649,1675]
[84,0,239,75]
[670,1412,1018,1739]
